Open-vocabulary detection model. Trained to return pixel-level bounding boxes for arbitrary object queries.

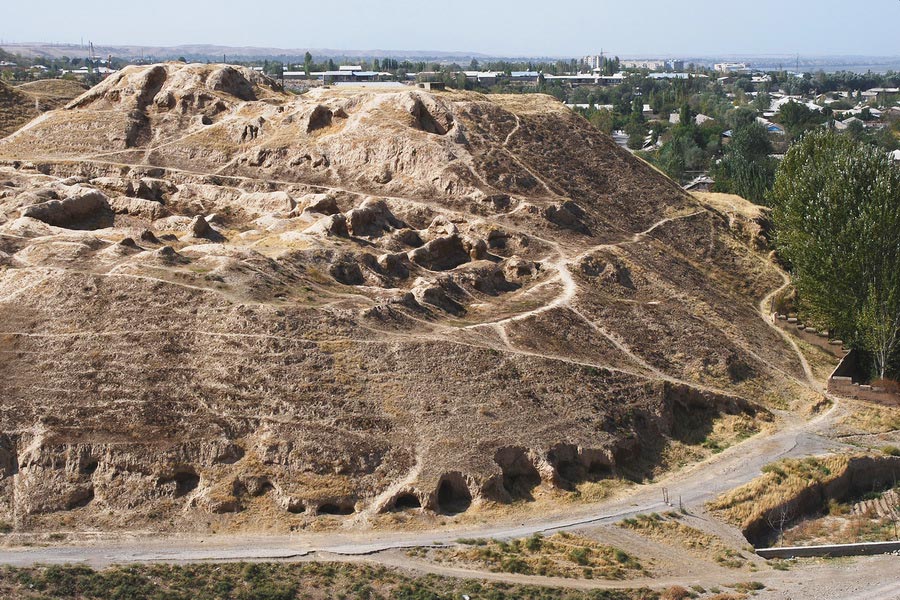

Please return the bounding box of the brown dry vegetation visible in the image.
[619,513,748,568]
[15,79,87,101]
[778,485,900,546]
[0,562,660,600]
[0,79,86,138]
[710,456,853,527]
[420,532,647,579]
[0,81,39,138]
[840,401,900,436]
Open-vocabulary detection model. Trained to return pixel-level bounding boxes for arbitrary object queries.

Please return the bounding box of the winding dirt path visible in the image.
[759,269,820,390]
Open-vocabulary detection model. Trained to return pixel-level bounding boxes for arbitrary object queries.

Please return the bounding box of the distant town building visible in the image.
[583,55,604,70]
[509,71,540,83]
[770,96,823,114]
[648,72,706,80]
[463,71,501,85]
[565,103,614,111]
[684,174,714,191]
[621,59,668,70]
[283,69,391,84]
[756,117,785,135]
[861,87,900,104]
[60,66,116,79]
[584,56,683,72]
[544,73,623,86]
[834,116,864,131]
[714,62,751,73]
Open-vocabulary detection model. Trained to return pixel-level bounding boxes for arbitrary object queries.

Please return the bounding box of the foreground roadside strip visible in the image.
[0,396,847,568]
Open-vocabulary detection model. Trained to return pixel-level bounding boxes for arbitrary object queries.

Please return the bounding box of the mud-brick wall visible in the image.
[772,314,846,358]
[827,350,900,405]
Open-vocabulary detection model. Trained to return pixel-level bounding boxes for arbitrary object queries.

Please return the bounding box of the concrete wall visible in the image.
[757,540,900,559]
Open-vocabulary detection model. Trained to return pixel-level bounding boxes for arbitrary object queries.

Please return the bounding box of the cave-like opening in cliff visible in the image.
[318,502,354,516]
[495,447,541,501]
[436,473,472,514]
[172,468,200,498]
[392,492,422,511]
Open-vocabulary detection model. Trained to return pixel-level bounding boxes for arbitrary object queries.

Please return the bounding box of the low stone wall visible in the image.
[827,350,900,405]
[772,313,846,358]
[757,540,900,559]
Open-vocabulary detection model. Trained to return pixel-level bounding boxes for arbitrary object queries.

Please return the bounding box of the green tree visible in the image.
[656,125,704,181]
[725,106,758,131]
[587,108,614,134]
[679,103,694,126]
[264,61,283,79]
[770,130,900,379]
[845,119,866,142]
[631,96,645,123]
[712,122,776,204]
[625,120,647,150]
[303,51,312,76]
[778,100,825,139]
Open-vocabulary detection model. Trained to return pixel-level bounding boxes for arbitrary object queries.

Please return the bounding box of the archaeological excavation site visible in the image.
[0,63,839,536]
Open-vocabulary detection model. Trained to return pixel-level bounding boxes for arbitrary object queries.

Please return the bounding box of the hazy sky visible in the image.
[4,0,900,57]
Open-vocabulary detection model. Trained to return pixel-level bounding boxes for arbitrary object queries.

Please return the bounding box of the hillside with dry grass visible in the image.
[0,63,816,535]
[0,81,39,138]
[708,454,900,546]
[0,78,86,138]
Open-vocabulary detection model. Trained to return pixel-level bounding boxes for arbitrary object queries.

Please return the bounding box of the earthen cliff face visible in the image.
[0,63,797,531]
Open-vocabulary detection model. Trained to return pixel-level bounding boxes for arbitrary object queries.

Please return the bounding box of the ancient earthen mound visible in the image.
[0,63,803,533]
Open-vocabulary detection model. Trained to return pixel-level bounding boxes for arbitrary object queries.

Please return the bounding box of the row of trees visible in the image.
[771,130,900,380]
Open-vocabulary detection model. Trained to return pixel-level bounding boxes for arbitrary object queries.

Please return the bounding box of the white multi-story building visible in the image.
[714,62,751,73]
[620,59,667,70]
[583,55,604,70]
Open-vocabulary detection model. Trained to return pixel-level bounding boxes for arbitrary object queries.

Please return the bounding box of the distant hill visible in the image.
[1,43,496,63]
